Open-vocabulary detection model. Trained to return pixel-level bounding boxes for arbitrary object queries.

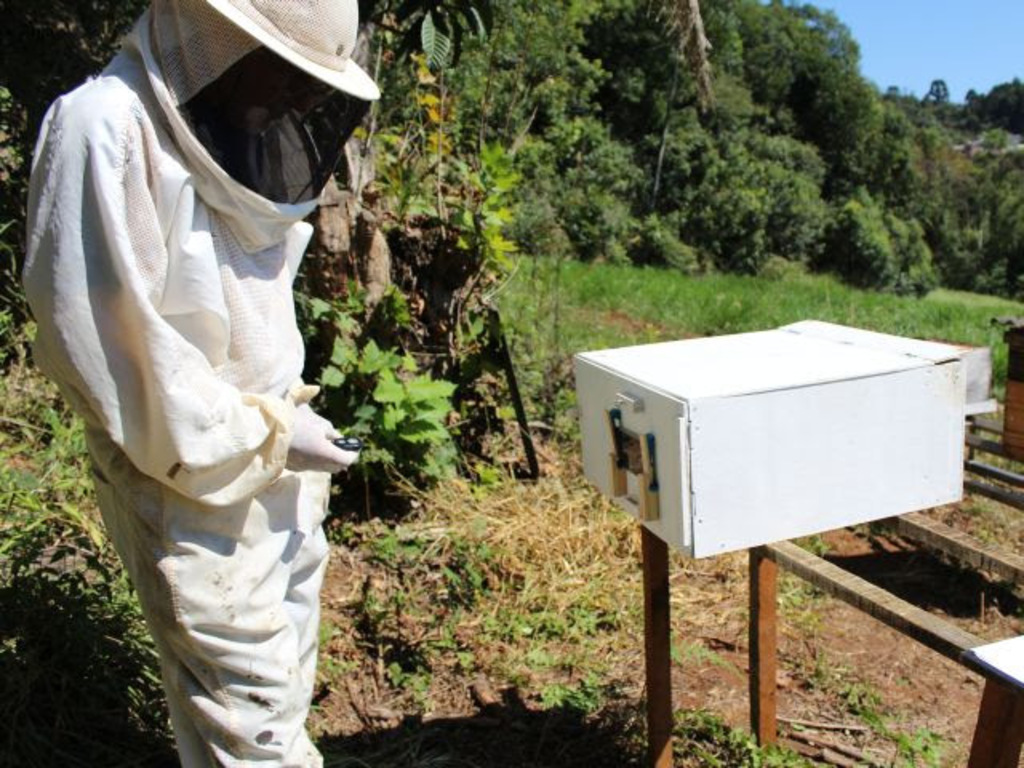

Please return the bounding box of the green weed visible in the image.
[673,710,811,767]
[802,651,948,766]
[892,727,946,768]
[840,681,886,732]
[539,674,606,714]
[674,641,741,676]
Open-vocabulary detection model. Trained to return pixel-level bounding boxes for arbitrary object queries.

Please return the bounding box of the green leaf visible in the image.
[373,370,406,404]
[382,405,406,432]
[421,11,452,70]
[319,365,345,389]
[362,445,395,465]
[330,337,354,368]
[309,297,332,320]
[400,418,451,445]
[359,340,401,375]
[405,376,457,403]
[354,404,378,425]
[460,5,488,38]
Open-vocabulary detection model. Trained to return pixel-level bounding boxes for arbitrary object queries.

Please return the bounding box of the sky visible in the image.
[806,0,1024,102]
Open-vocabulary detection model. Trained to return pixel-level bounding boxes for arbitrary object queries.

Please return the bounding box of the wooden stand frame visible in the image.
[745,541,1024,768]
[968,678,1024,768]
[748,547,778,746]
[639,533,1024,766]
[641,525,673,768]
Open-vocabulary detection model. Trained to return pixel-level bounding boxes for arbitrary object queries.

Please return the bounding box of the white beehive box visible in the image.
[575,321,966,557]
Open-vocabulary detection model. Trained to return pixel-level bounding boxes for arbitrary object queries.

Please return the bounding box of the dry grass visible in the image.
[410,468,763,701]
[425,475,638,616]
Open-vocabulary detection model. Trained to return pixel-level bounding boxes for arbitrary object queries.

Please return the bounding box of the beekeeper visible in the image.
[22,0,379,764]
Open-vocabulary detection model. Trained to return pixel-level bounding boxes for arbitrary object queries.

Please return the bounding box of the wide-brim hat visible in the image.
[203,0,381,101]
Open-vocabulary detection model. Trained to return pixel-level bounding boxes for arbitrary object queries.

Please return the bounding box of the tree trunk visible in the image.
[302,21,392,309]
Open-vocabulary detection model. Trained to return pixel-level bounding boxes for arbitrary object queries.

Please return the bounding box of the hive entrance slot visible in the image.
[606,408,660,521]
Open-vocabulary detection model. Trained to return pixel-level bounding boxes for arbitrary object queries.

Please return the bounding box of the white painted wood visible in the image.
[779,320,963,364]
[575,322,966,557]
[966,399,998,417]
[956,345,994,414]
[964,636,1024,690]
[687,364,964,556]
[579,326,960,402]
[574,360,691,551]
[787,322,993,413]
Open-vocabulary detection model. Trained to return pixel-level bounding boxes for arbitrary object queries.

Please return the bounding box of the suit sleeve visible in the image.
[24,92,306,507]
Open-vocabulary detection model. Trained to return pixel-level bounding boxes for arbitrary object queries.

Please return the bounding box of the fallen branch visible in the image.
[364,703,403,722]
[785,730,883,767]
[470,674,502,712]
[779,716,869,734]
[821,747,862,768]
[781,738,867,768]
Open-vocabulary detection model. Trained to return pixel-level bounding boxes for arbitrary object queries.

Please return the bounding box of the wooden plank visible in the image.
[1007,378,1024,399]
[749,547,778,746]
[965,459,1024,490]
[965,478,1024,512]
[1003,438,1024,464]
[965,432,1010,459]
[763,541,983,663]
[893,511,1024,587]
[641,526,673,768]
[968,416,1003,435]
[967,678,1024,768]
[1002,382,1024,460]
[959,345,994,413]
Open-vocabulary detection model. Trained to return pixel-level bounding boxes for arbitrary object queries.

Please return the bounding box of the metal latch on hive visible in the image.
[606,400,660,522]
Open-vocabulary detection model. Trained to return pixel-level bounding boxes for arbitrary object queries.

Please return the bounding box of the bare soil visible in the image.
[308,478,1024,767]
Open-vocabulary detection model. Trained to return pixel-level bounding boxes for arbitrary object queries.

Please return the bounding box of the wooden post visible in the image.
[749,546,778,745]
[967,678,1024,768]
[1003,325,1024,460]
[641,525,673,768]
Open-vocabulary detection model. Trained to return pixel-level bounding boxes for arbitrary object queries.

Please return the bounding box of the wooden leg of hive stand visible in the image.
[967,678,1024,768]
[749,546,778,746]
[642,525,673,768]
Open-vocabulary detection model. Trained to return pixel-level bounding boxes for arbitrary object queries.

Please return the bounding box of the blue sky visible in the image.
[805,0,1024,102]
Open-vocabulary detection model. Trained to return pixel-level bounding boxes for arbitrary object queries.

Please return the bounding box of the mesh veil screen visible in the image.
[150,0,260,108]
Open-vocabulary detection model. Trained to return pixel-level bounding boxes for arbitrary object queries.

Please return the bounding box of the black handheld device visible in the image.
[333,436,364,452]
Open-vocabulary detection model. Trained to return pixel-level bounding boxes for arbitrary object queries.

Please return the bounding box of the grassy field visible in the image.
[500,259,1023,402]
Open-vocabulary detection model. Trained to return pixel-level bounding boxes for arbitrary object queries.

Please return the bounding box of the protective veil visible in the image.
[22,0,376,765]
[184,46,370,204]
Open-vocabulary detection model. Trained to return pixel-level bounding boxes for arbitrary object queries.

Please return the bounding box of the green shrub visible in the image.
[630,213,700,273]
[310,296,459,487]
[759,254,809,282]
[822,190,936,296]
[517,117,641,263]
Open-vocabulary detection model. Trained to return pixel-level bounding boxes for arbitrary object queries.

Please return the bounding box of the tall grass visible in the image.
[501,259,1022,399]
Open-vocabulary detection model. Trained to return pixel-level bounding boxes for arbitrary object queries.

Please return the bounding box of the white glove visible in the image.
[286,404,359,474]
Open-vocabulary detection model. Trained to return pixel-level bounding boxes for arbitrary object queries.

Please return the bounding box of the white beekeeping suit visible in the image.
[22,0,379,765]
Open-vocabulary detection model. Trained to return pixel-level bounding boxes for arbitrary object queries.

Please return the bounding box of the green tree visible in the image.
[924,79,950,105]
[821,190,936,295]
[967,78,1024,134]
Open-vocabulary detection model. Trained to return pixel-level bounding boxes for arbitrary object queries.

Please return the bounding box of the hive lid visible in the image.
[576,321,963,401]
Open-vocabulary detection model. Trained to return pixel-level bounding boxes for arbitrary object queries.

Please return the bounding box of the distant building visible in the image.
[954,133,1023,157]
